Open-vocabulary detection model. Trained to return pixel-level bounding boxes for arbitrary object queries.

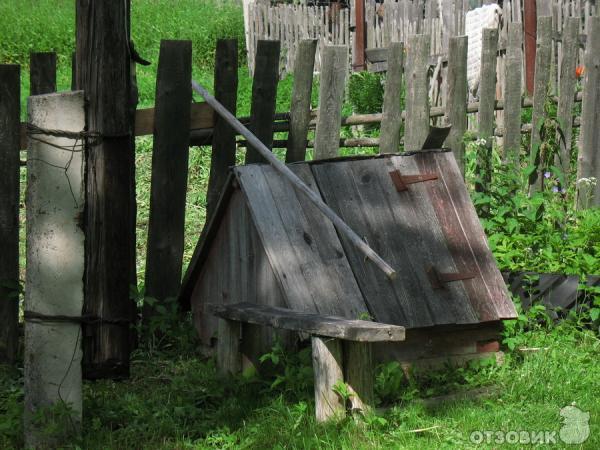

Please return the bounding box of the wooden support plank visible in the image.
[312,337,345,422]
[404,34,430,151]
[504,22,523,163]
[577,15,600,208]
[556,18,580,177]
[343,341,374,415]
[245,40,280,164]
[143,40,192,324]
[286,39,317,163]
[29,52,56,95]
[476,28,499,193]
[0,65,20,364]
[314,45,348,160]
[209,303,406,342]
[206,39,238,220]
[217,318,241,375]
[444,36,468,175]
[528,16,553,193]
[76,0,136,380]
[24,91,86,448]
[379,42,404,154]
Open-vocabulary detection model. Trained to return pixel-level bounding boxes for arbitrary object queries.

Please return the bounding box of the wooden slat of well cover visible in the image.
[415,152,517,322]
[235,163,370,319]
[311,156,479,329]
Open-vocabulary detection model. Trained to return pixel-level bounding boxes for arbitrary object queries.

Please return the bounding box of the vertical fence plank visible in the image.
[476,28,499,192]
[380,42,405,154]
[246,40,281,164]
[144,41,192,324]
[528,16,553,192]
[76,0,136,380]
[24,91,86,448]
[556,17,579,177]
[206,39,239,218]
[286,39,317,162]
[0,65,20,364]
[314,45,348,159]
[577,16,600,208]
[30,52,56,96]
[445,36,468,175]
[405,34,430,151]
[504,22,523,163]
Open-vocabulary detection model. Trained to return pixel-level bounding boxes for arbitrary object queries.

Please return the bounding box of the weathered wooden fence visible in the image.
[2,17,600,381]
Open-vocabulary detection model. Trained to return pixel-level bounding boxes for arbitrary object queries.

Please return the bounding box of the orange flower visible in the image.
[576,66,585,79]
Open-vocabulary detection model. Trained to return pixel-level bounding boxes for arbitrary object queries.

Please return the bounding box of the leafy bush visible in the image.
[347,72,384,114]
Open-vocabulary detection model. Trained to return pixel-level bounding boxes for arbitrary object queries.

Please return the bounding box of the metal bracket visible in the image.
[427,267,477,290]
[389,170,438,192]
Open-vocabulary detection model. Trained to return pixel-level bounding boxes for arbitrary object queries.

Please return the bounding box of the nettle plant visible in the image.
[464,94,600,326]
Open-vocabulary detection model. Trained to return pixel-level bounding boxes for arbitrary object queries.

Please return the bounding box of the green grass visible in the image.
[1,319,599,449]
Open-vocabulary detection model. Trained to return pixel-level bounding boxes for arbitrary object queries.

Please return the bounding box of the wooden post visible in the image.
[24,91,86,448]
[206,39,239,219]
[143,41,192,324]
[528,16,552,193]
[30,52,56,96]
[314,45,348,160]
[343,341,374,415]
[286,39,317,163]
[524,0,537,95]
[556,18,579,177]
[0,65,20,364]
[379,42,404,155]
[476,28,499,192]
[577,16,600,209]
[312,336,345,422]
[504,22,523,163]
[404,34,430,152]
[245,40,280,165]
[353,0,366,71]
[445,36,468,175]
[76,0,136,380]
[217,319,242,375]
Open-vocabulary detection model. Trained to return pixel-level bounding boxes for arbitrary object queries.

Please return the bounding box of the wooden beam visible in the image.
[314,45,348,159]
[76,0,135,380]
[286,39,317,163]
[445,36,468,175]
[206,39,238,219]
[0,64,20,364]
[379,42,404,155]
[29,52,56,95]
[312,336,345,422]
[193,81,397,280]
[245,40,280,164]
[208,303,406,342]
[144,40,192,324]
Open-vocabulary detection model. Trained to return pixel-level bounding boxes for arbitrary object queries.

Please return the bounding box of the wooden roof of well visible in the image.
[180,151,517,329]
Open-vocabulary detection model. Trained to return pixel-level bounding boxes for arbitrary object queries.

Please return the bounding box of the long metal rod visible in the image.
[192,80,397,280]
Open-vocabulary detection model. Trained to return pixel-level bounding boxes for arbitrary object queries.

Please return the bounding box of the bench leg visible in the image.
[343,341,374,415]
[311,336,345,422]
[217,318,241,375]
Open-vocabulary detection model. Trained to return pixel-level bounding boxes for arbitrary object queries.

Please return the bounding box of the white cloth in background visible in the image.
[465,4,503,96]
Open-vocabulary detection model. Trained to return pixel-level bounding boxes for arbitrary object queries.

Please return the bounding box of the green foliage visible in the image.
[347,72,384,114]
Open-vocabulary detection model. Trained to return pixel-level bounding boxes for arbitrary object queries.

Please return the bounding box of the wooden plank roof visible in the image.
[180,151,517,329]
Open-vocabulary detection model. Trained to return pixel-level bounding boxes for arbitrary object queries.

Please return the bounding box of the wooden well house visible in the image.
[179,149,517,419]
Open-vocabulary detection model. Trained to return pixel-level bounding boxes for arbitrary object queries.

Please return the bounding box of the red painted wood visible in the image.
[353,0,366,71]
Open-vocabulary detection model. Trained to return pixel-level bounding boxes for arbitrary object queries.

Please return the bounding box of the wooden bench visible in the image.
[209,302,406,421]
